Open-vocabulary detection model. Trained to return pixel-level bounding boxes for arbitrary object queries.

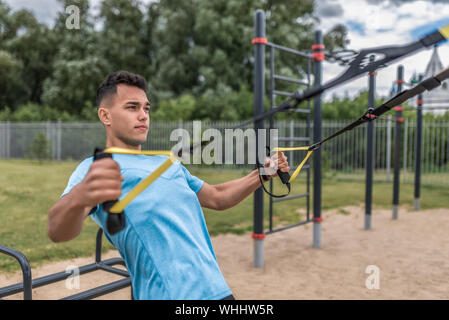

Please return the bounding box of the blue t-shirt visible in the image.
[60,154,232,300]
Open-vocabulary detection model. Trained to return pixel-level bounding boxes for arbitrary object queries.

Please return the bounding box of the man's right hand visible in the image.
[79,158,124,209]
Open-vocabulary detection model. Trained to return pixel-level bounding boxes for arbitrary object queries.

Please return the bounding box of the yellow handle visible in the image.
[102,144,315,212]
[103,147,177,214]
[439,24,449,39]
[273,146,314,183]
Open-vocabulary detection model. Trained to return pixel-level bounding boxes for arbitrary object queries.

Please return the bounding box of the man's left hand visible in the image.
[263,151,290,179]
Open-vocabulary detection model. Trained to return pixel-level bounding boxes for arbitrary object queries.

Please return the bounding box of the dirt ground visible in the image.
[2,206,449,300]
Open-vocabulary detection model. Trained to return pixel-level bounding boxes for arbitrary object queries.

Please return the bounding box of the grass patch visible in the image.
[1,159,449,273]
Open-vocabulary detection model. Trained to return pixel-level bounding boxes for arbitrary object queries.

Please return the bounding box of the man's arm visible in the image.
[47,183,94,242]
[197,152,289,211]
[47,158,123,242]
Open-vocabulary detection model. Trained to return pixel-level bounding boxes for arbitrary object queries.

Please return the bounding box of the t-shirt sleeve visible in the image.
[180,165,204,193]
[59,158,99,215]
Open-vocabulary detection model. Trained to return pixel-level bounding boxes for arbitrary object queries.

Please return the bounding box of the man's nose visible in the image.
[138,108,148,120]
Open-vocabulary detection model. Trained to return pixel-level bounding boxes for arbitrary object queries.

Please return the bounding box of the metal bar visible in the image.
[0,263,98,298]
[273,74,309,85]
[439,122,442,184]
[6,121,10,159]
[265,219,313,235]
[289,120,294,169]
[98,264,130,278]
[253,9,266,269]
[95,228,103,263]
[365,58,375,230]
[61,278,131,300]
[409,119,414,184]
[280,108,311,114]
[266,41,311,58]
[272,192,309,203]
[0,258,128,299]
[423,119,428,185]
[430,120,434,184]
[306,56,311,222]
[268,45,275,236]
[273,90,295,97]
[0,245,32,300]
[313,30,323,248]
[436,121,440,184]
[392,65,404,220]
[276,137,310,141]
[403,118,408,181]
[386,115,392,181]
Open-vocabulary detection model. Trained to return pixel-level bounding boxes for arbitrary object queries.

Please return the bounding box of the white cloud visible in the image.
[314,0,449,100]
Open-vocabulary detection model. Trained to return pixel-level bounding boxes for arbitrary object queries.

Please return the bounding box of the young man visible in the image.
[47,70,290,300]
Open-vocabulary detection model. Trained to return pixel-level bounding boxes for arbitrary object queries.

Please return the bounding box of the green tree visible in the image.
[41,0,110,116]
[0,1,56,109]
[97,0,148,73]
[28,132,52,164]
[147,0,348,112]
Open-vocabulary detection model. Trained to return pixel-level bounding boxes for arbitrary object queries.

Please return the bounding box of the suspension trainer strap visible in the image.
[269,66,449,185]
[233,23,449,130]
[179,23,449,163]
[102,147,177,214]
[97,25,449,211]
[302,66,449,160]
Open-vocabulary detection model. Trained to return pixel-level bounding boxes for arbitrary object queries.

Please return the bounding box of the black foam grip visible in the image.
[93,148,126,235]
[277,169,291,185]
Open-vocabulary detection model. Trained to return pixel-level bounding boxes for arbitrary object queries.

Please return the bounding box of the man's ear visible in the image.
[98,107,112,126]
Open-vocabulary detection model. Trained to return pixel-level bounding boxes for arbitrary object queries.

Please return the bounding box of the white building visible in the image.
[420,46,449,115]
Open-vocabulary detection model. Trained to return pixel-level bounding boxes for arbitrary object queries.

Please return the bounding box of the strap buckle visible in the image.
[362,108,377,121]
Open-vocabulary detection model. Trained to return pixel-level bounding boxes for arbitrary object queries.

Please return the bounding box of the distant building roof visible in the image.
[422,46,449,114]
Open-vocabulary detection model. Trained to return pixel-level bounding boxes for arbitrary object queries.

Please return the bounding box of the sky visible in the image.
[314,0,449,100]
[3,0,449,100]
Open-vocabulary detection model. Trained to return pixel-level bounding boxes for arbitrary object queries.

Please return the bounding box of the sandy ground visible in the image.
[2,206,449,300]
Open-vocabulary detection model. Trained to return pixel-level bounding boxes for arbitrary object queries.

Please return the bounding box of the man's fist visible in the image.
[263,151,290,178]
[79,158,124,208]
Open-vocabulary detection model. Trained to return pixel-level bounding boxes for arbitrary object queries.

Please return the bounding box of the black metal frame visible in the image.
[0,228,131,300]
[266,41,313,235]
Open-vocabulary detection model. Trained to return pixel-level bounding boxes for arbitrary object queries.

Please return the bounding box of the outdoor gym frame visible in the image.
[252,9,324,268]
[390,67,449,213]
[0,229,131,300]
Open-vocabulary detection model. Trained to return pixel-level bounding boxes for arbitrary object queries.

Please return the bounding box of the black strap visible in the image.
[176,29,449,198]
[311,66,449,151]
[256,147,291,198]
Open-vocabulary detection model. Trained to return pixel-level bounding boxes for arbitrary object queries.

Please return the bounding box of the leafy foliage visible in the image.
[0,0,350,121]
[28,132,52,163]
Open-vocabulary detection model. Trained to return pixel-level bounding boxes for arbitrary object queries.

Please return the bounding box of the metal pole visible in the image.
[268,46,275,233]
[306,58,311,222]
[403,118,408,181]
[290,120,294,165]
[392,65,404,220]
[312,30,323,248]
[253,9,266,268]
[6,120,10,159]
[365,57,376,230]
[386,115,391,182]
[57,120,62,161]
[414,74,424,211]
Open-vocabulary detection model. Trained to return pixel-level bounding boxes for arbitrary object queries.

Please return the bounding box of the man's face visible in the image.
[100,84,150,148]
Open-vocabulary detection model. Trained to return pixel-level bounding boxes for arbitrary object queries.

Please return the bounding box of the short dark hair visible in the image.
[96,70,148,107]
